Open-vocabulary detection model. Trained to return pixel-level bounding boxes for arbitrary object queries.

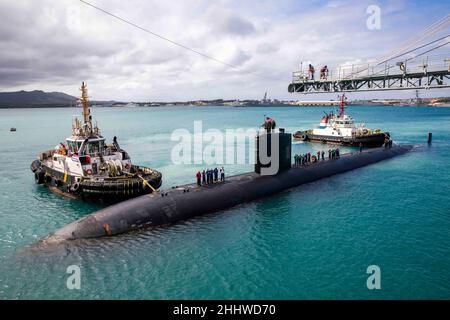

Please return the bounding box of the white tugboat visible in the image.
[30,82,162,202]
[294,94,388,147]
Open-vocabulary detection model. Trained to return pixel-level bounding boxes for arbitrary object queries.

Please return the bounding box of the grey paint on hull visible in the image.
[44,145,412,242]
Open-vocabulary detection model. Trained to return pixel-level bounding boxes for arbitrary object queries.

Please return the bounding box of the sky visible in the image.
[0,0,449,101]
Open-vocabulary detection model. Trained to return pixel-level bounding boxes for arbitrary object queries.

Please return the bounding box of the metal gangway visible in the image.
[289,14,450,94]
[288,54,450,93]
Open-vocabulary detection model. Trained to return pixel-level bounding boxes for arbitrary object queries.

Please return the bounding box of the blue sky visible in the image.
[0,0,448,101]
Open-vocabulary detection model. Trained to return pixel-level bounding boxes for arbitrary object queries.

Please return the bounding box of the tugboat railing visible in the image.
[39,149,57,160]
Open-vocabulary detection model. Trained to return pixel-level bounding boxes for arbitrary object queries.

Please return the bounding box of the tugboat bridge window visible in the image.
[66,140,82,154]
[87,140,105,156]
[67,139,105,156]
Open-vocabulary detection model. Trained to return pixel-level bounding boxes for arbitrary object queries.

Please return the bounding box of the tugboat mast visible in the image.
[80,82,92,135]
[339,93,346,117]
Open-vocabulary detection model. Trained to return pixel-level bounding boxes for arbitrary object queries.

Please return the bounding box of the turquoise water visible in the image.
[0,105,449,299]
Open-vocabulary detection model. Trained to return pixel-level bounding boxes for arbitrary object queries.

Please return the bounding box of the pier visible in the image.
[288,54,450,94]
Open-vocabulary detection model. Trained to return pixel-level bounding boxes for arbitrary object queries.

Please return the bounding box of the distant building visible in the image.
[293,100,340,106]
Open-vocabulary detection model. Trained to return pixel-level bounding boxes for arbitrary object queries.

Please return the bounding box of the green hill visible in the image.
[0,90,77,108]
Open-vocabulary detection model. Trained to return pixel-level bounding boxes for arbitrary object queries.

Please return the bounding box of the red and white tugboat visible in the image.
[30,82,162,202]
[294,94,388,147]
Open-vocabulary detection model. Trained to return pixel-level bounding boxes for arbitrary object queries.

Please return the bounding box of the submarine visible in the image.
[41,129,412,243]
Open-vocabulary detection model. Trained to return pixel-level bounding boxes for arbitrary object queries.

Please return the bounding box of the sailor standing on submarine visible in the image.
[261,116,276,132]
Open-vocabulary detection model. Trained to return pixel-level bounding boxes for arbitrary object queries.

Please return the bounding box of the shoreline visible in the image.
[1,103,449,109]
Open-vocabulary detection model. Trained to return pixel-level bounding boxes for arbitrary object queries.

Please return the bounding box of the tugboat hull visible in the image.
[293,131,387,147]
[30,160,162,202]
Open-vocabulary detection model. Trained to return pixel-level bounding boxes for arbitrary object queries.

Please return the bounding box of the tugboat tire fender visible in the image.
[34,170,45,184]
[30,160,41,173]
[71,182,80,192]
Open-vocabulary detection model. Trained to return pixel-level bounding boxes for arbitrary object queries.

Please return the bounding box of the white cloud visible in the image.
[204,5,257,36]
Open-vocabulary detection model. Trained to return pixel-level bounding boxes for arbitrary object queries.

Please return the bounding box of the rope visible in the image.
[376,14,450,64]
[377,35,449,65]
[78,0,271,81]
[342,14,450,79]
[137,175,157,193]
[342,38,449,79]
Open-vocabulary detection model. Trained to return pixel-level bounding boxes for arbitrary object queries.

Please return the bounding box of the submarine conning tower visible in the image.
[255,128,292,175]
[41,128,413,243]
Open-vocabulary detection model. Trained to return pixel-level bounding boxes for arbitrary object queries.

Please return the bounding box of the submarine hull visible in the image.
[44,145,411,242]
